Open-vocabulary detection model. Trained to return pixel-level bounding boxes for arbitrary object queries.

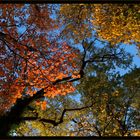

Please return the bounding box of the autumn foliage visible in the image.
[0,4,140,137]
[59,4,140,47]
[92,4,140,45]
[0,4,79,114]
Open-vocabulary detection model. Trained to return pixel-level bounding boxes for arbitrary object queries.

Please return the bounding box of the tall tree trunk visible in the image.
[0,89,44,136]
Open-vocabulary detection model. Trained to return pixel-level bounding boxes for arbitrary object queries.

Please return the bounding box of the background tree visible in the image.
[14,65,139,136]
[58,4,140,48]
[71,66,140,136]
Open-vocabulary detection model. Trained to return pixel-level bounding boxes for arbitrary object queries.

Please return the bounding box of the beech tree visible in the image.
[0,4,80,136]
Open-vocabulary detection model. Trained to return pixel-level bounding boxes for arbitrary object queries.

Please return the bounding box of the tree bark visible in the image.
[0,89,44,136]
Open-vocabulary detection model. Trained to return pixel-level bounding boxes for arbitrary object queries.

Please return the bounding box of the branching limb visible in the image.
[19,102,95,126]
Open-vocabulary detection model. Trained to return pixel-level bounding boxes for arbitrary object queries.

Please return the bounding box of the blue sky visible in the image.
[117,44,140,75]
[124,44,140,67]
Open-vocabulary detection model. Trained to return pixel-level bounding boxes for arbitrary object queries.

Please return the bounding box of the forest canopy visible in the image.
[0,4,140,136]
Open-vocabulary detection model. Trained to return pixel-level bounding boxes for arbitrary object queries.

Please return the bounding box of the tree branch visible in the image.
[19,102,95,126]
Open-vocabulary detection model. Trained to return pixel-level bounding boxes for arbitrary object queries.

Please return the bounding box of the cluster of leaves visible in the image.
[73,67,140,136]
[0,4,81,115]
[58,4,93,43]
[59,4,140,47]
[92,4,140,46]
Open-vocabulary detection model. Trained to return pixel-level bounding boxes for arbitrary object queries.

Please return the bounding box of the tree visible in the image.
[9,40,136,136]
[65,43,136,136]
[59,4,140,48]
[66,67,140,136]
[0,4,80,136]
[0,4,139,136]
[11,46,140,136]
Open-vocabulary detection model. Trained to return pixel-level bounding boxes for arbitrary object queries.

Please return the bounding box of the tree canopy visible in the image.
[0,4,140,136]
[59,4,140,46]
